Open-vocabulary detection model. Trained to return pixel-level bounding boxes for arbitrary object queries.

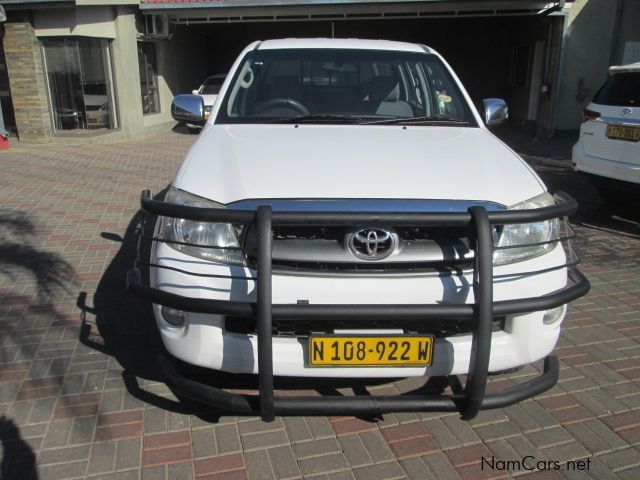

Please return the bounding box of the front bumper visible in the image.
[156,352,560,416]
[128,190,589,420]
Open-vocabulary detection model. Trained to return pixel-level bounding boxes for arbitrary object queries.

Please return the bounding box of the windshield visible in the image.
[199,77,224,95]
[594,72,640,107]
[216,49,476,125]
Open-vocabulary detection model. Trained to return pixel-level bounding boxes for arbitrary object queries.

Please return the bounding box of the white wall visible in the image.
[112,7,178,133]
[555,0,622,130]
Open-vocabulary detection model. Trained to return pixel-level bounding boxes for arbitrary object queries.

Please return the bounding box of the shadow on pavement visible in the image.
[0,211,72,479]
[0,210,75,301]
[171,123,201,135]
[0,416,38,480]
[0,209,77,366]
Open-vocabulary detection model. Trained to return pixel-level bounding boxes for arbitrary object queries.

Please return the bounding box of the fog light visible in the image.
[543,305,566,326]
[161,306,186,327]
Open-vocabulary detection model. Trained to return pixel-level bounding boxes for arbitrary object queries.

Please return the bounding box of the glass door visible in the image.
[42,37,116,132]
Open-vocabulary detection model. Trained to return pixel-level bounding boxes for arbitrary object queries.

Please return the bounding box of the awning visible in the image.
[139,1,564,23]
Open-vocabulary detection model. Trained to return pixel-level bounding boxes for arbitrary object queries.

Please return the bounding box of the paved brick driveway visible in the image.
[0,129,639,480]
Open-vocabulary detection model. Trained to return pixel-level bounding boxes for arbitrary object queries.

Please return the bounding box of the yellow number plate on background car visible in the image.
[606,124,640,142]
[309,336,433,367]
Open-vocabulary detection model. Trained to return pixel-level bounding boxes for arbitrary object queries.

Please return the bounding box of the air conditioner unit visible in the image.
[144,14,170,39]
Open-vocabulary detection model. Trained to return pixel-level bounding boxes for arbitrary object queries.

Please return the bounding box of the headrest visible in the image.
[370,76,400,102]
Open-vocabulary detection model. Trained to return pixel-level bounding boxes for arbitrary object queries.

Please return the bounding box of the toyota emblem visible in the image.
[347,228,397,260]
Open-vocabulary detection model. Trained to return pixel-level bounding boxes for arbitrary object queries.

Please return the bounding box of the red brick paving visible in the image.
[456,463,510,480]
[536,394,579,411]
[54,402,99,420]
[194,453,245,476]
[548,405,595,425]
[330,416,379,436]
[379,421,439,459]
[601,411,640,431]
[1,132,639,479]
[142,445,193,467]
[518,470,565,480]
[96,410,144,427]
[94,422,144,442]
[445,444,494,468]
[199,471,249,480]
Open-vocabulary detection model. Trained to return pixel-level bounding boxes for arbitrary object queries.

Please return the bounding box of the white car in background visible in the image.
[186,74,227,129]
[133,39,589,421]
[572,62,640,204]
[84,94,109,129]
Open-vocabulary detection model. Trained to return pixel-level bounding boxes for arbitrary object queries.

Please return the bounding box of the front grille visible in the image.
[268,259,474,273]
[243,225,474,272]
[270,226,469,241]
[225,316,505,338]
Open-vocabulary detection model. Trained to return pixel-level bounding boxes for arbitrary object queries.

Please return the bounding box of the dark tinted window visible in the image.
[216,49,476,125]
[594,73,640,106]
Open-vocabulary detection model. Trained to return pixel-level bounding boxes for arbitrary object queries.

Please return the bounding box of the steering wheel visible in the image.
[255,98,310,116]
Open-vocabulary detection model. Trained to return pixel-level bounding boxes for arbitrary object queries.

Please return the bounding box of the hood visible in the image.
[84,94,108,107]
[175,124,544,207]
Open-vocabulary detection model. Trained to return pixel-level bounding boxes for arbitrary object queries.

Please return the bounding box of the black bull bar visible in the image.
[127,190,590,421]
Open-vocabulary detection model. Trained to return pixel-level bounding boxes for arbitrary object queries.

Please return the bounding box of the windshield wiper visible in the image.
[362,116,472,126]
[266,114,365,124]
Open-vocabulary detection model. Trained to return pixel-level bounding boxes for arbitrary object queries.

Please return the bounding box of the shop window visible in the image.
[42,38,116,132]
[138,42,160,114]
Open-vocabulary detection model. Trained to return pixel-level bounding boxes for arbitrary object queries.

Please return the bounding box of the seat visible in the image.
[363,76,413,117]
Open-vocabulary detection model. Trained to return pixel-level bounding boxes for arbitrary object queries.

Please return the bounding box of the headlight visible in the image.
[161,187,245,265]
[493,192,559,266]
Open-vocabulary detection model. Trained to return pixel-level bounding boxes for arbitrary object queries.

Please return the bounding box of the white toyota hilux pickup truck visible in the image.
[128,38,589,421]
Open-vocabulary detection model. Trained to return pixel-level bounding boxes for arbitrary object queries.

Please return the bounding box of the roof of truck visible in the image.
[256,38,430,53]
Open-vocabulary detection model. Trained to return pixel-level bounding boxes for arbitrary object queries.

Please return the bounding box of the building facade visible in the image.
[0,0,638,143]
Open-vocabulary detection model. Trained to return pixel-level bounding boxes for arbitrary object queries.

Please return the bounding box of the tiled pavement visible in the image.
[0,129,639,480]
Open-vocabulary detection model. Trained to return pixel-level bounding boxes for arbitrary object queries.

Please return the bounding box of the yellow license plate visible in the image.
[606,124,640,142]
[309,335,433,367]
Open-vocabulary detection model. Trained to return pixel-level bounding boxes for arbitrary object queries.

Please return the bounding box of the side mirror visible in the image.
[482,98,509,126]
[171,94,205,123]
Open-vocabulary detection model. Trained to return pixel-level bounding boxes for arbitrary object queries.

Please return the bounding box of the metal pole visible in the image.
[462,206,494,419]
[257,205,275,422]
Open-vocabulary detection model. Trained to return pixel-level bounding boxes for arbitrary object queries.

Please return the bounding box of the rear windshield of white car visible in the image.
[594,72,640,107]
[216,49,477,126]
